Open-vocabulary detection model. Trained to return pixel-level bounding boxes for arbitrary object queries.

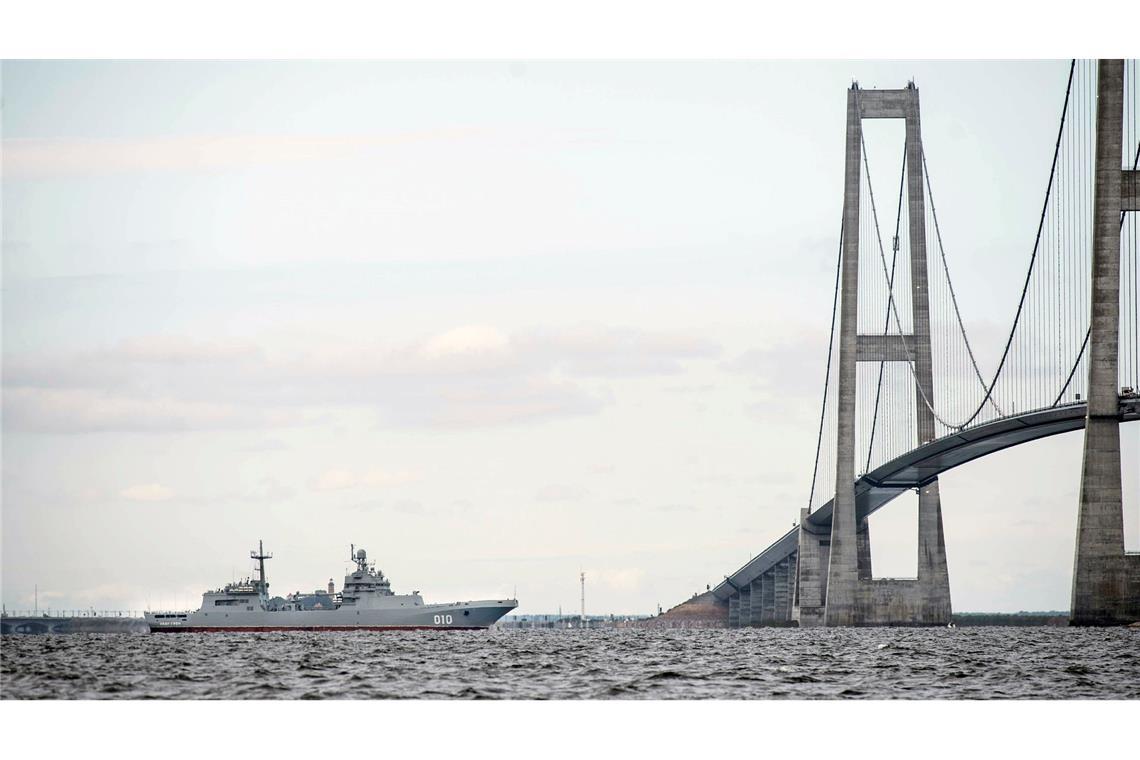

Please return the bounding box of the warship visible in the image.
[144,541,517,632]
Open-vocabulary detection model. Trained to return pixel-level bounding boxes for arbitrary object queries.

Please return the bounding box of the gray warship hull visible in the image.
[144,541,518,633]
[146,599,516,632]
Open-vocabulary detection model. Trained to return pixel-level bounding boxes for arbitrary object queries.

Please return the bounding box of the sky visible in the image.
[2,60,1137,615]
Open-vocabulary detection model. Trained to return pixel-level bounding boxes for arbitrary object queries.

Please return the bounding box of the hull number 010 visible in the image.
[433,614,453,625]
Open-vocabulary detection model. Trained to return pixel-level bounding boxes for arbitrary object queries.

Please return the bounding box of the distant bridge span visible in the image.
[713,397,1140,603]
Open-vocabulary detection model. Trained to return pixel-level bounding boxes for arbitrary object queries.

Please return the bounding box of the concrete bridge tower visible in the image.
[1071,59,1140,626]
[808,82,952,627]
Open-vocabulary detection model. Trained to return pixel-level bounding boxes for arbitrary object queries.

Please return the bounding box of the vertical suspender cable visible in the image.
[865,144,908,472]
[957,60,1076,426]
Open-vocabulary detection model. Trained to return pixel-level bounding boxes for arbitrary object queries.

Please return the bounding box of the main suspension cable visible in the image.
[806,218,845,512]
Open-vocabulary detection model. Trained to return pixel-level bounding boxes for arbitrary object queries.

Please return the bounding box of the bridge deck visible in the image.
[713,398,1140,601]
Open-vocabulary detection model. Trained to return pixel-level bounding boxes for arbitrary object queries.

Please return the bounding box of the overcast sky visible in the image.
[3,60,1137,615]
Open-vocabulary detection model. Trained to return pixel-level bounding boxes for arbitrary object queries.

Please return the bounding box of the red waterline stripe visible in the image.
[148,625,488,633]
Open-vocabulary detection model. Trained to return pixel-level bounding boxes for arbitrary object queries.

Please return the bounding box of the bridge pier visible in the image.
[822,487,951,626]
[856,517,873,580]
[1071,59,1140,626]
[860,481,951,625]
[774,557,794,621]
[794,508,830,626]
[822,81,952,626]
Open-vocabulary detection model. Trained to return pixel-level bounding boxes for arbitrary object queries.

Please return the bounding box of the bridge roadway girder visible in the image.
[713,398,1140,606]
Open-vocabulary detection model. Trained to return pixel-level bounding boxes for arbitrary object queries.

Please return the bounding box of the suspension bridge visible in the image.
[712,59,1140,627]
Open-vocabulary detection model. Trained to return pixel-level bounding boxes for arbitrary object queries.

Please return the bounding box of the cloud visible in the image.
[1,129,481,178]
[720,333,840,424]
[664,383,715,394]
[239,438,291,452]
[3,388,301,433]
[654,503,698,513]
[18,589,65,606]
[392,499,426,515]
[235,478,295,503]
[114,336,260,364]
[3,324,720,434]
[517,325,720,377]
[340,499,437,517]
[388,378,601,429]
[419,325,509,358]
[596,568,646,592]
[535,484,589,502]
[3,336,261,390]
[120,483,174,502]
[721,337,828,395]
[310,468,420,492]
[313,469,357,492]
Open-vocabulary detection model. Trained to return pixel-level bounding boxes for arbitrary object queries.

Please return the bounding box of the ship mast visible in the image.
[251,540,272,598]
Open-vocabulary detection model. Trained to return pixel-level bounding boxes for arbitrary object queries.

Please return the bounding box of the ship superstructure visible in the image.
[144,541,517,632]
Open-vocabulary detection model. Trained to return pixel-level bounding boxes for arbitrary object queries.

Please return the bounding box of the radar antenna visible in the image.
[251,539,272,597]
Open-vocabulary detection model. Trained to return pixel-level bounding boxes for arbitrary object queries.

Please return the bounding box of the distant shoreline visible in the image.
[950,612,1070,627]
[1,610,1082,634]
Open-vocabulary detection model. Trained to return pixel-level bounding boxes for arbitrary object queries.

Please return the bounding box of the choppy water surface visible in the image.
[3,627,1138,699]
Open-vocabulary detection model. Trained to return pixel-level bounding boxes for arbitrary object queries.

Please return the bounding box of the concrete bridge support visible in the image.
[758,569,774,623]
[794,508,830,626]
[773,557,794,621]
[738,583,752,626]
[717,551,800,628]
[1071,59,1140,626]
[823,82,951,626]
[736,556,797,627]
[749,577,763,624]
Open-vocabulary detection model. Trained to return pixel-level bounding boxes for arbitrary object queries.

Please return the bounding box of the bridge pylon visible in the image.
[814,81,952,627]
[1071,59,1140,626]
